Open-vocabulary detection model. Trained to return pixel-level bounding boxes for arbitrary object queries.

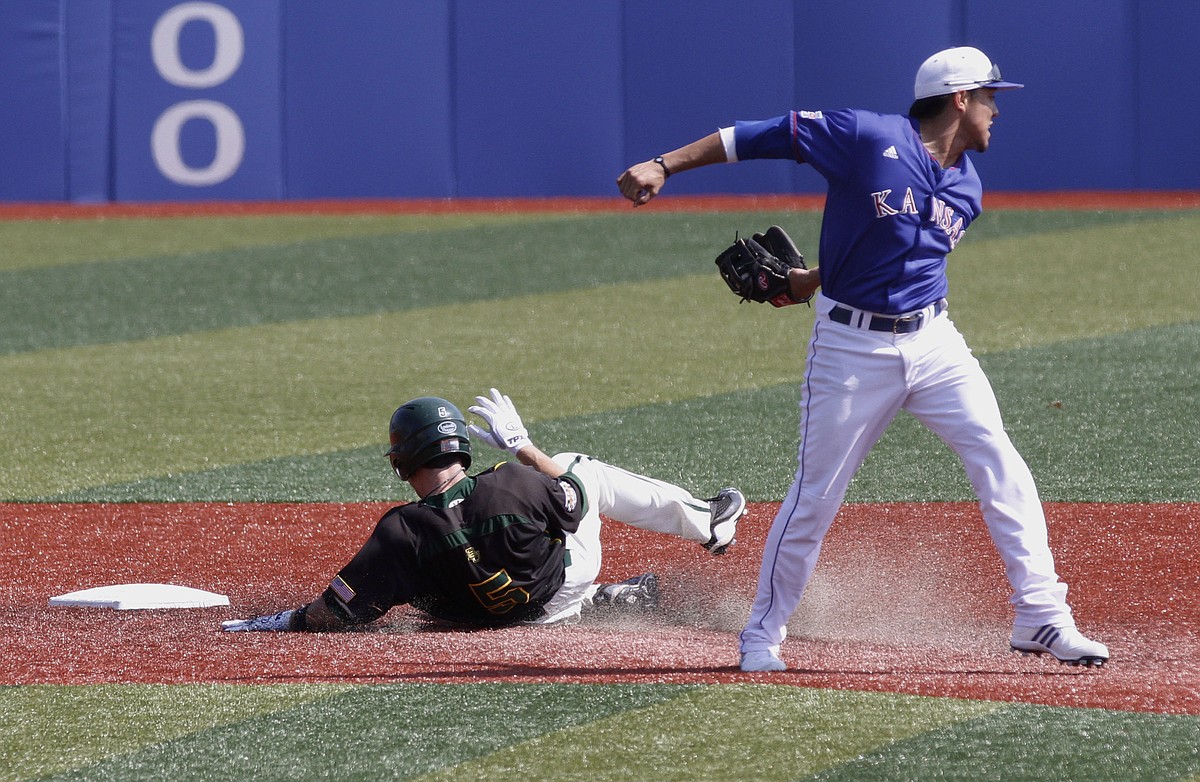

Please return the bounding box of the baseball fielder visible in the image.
[617,46,1109,671]
[223,388,746,632]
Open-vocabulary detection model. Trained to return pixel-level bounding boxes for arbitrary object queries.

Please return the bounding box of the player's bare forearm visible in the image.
[658,133,727,177]
[513,442,566,479]
[617,132,727,206]
[789,266,821,303]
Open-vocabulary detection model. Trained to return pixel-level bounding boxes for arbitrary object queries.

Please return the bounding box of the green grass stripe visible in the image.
[27,320,1199,504]
[4,208,1197,500]
[945,212,1200,352]
[0,683,355,782]
[25,684,696,782]
[0,278,803,500]
[0,208,1173,272]
[859,320,1200,503]
[0,213,554,272]
[951,207,1194,242]
[11,684,1196,782]
[36,443,414,503]
[412,685,1000,782]
[804,702,1200,781]
[0,212,818,355]
[5,210,1194,356]
[522,318,1200,504]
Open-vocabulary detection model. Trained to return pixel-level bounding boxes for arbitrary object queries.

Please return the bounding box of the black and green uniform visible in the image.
[321,461,587,627]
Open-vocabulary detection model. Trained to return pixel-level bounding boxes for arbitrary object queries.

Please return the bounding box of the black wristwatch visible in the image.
[653,156,671,178]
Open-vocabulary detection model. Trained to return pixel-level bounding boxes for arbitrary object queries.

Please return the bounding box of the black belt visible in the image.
[829,299,946,334]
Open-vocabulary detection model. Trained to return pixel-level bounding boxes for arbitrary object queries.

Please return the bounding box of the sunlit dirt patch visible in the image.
[3,501,1196,714]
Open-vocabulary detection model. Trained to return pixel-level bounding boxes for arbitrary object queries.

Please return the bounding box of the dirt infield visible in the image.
[3,190,1200,221]
[3,501,1196,714]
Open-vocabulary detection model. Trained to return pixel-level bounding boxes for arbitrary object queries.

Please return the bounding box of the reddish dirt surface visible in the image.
[2,190,1200,221]
[3,501,1197,714]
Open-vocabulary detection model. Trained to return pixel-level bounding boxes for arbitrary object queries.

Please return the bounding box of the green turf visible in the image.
[0,213,816,354]
[4,684,1198,782]
[7,684,693,782]
[0,683,356,781]
[806,701,1200,782]
[415,685,1002,782]
[7,286,1190,501]
[945,213,1200,351]
[3,210,1186,355]
[4,207,1199,782]
[42,315,1198,504]
[0,213,554,272]
[0,278,803,499]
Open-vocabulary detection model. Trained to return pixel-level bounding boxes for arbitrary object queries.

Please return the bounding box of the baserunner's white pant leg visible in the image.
[536,452,715,624]
[535,505,603,624]
[553,452,713,543]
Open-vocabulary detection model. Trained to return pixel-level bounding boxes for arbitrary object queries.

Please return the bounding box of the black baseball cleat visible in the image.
[1010,624,1109,667]
[703,487,747,555]
[592,573,660,611]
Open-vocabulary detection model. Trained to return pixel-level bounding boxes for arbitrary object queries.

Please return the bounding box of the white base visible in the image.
[49,583,230,610]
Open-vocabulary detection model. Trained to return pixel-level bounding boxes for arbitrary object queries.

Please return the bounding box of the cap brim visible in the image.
[914,80,1025,99]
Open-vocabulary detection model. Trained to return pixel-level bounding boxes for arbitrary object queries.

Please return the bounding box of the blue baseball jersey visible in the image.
[734,109,983,314]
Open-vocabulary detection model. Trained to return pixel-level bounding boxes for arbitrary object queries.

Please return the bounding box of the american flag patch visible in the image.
[329,575,356,603]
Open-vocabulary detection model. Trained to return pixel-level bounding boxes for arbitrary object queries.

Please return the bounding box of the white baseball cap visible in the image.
[913,46,1024,100]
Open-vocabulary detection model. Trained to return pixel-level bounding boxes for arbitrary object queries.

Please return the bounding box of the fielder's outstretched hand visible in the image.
[616,161,664,206]
[222,609,298,632]
[468,388,532,455]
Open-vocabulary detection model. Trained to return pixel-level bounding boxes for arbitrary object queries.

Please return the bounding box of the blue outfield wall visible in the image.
[1,0,1198,203]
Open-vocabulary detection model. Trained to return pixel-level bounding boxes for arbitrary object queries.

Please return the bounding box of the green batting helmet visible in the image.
[386,397,472,480]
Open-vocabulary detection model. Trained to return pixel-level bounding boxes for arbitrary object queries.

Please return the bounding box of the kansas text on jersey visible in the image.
[730,108,984,314]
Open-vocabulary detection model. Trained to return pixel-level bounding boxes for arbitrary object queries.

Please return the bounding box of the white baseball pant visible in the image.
[536,453,714,624]
[740,294,1074,654]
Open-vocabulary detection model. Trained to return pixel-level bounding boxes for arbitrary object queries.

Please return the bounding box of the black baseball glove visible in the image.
[714,225,811,307]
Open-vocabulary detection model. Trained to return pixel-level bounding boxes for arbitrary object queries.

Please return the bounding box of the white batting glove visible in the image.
[468,388,532,455]
[222,609,298,632]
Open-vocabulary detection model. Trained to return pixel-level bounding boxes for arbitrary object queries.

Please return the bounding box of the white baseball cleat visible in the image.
[1010,624,1109,667]
[740,648,787,672]
[704,487,747,555]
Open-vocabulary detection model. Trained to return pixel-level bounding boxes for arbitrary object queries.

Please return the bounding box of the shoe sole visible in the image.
[594,574,660,611]
[635,573,661,610]
[707,539,738,556]
[1010,644,1108,668]
[705,491,748,556]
